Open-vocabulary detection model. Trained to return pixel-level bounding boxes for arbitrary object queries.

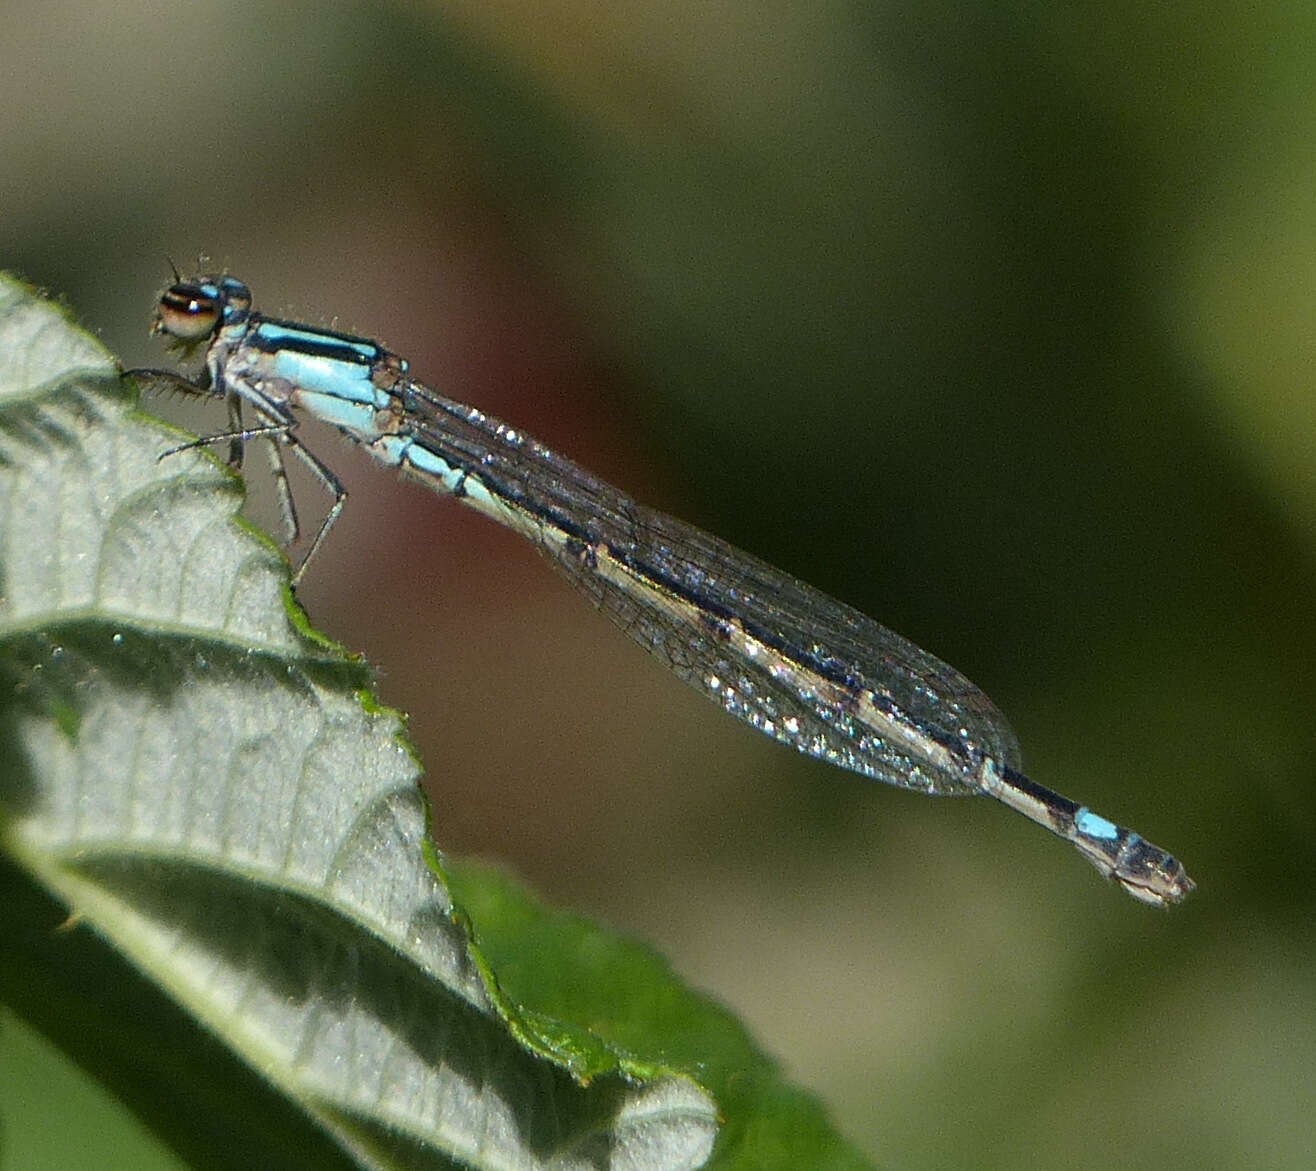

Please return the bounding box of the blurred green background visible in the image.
[3,1,1313,1167]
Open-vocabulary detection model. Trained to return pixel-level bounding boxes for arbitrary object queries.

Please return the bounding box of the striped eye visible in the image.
[153,283,220,341]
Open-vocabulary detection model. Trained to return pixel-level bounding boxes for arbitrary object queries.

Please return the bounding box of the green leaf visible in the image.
[446,859,878,1171]
[0,272,875,1170]
[0,272,720,1170]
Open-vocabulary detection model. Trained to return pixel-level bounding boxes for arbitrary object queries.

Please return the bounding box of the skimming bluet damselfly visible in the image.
[139,273,1194,907]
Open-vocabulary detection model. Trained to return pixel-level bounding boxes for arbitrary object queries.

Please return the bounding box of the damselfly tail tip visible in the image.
[1113,847,1195,909]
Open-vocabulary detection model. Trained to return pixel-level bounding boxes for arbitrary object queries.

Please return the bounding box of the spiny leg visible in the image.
[279,436,347,585]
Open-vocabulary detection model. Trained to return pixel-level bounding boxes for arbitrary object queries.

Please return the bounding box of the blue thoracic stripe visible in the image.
[295,390,378,434]
[252,320,381,363]
[246,321,389,409]
[270,350,381,405]
[147,271,1195,909]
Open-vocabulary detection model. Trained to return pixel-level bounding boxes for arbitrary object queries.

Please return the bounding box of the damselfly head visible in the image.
[152,274,251,354]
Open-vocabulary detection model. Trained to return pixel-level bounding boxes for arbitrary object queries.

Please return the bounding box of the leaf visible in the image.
[0,272,720,1170]
[446,859,879,1171]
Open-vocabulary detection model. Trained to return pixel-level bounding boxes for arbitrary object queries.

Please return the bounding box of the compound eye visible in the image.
[154,284,220,341]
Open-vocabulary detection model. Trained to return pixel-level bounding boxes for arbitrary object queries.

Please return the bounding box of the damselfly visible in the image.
[141,273,1194,907]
